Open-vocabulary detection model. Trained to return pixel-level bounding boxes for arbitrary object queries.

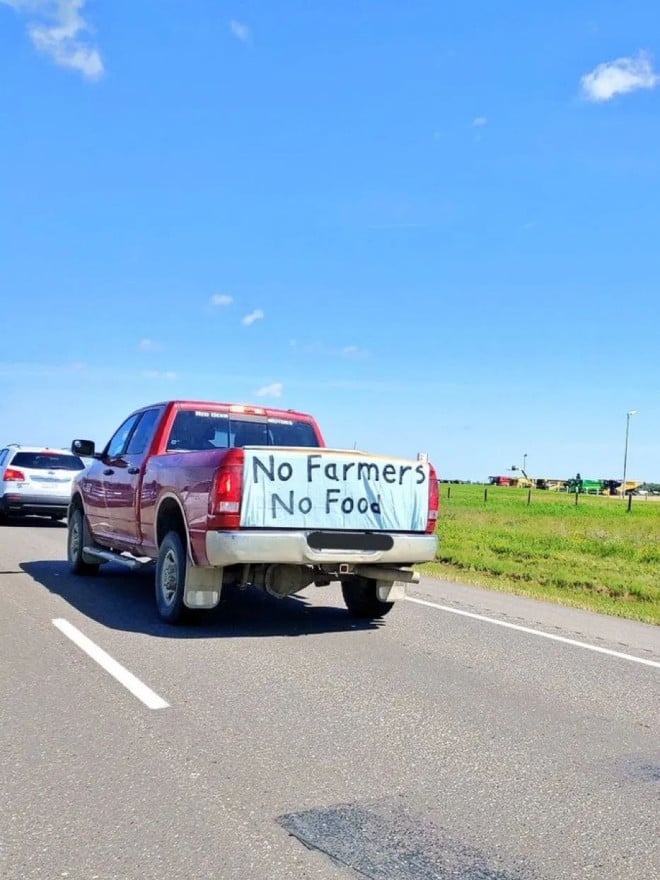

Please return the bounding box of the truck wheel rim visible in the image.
[161,549,178,605]
[69,518,81,560]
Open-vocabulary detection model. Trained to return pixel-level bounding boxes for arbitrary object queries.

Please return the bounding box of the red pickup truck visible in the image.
[67,400,439,624]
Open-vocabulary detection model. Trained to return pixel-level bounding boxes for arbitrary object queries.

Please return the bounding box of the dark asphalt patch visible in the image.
[277,801,536,880]
[631,761,660,783]
[641,764,660,782]
[617,755,660,785]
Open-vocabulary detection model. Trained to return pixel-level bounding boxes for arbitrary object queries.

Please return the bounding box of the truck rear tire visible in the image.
[67,507,101,575]
[156,531,190,625]
[341,575,394,620]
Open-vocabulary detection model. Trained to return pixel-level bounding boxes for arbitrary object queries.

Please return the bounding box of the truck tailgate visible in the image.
[240,447,430,532]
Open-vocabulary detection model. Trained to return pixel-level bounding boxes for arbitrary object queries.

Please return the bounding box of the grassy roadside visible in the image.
[420,484,660,625]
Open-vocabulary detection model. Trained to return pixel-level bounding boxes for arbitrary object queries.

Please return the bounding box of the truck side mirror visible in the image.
[72,439,96,457]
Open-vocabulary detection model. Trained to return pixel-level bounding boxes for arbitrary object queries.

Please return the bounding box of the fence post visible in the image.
[447,485,451,500]
[574,491,579,507]
[527,488,532,505]
[627,493,633,512]
[484,487,488,503]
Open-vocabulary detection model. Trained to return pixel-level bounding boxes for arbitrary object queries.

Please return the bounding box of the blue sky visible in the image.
[1,1,659,482]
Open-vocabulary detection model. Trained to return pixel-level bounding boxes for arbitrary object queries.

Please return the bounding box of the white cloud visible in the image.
[255,382,283,398]
[138,338,162,352]
[229,19,250,43]
[367,222,423,230]
[340,345,368,358]
[472,116,487,127]
[1,0,104,80]
[143,370,178,380]
[581,51,660,102]
[210,293,233,306]
[290,339,369,358]
[242,309,264,326]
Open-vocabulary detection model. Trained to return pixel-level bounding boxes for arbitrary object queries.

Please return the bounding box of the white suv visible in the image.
[0,445,87,521]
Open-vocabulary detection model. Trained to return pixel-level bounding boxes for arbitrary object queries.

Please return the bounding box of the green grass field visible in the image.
[422,483,660,625]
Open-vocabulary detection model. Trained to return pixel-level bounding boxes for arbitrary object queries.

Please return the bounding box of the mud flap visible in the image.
[183,565,223,609]
[375,580,407,603]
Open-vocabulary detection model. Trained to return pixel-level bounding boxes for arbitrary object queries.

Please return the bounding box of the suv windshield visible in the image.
[166,411,320,452]
[11,452,86,471]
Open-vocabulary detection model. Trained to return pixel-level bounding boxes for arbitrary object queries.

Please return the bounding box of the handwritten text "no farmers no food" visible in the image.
[250,454,428,486]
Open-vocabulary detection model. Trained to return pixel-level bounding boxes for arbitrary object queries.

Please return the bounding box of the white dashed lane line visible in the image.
[52,618,170,709]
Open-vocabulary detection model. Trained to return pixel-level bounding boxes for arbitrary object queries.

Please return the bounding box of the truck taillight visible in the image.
[4,467,26,482]
[426,465,439,533]
[208,448,244,530]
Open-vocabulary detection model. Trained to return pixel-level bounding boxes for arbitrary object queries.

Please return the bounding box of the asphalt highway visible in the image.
[1,518,659,880]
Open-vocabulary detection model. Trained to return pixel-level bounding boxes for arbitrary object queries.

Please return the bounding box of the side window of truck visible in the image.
[126,408,163,455]
[106,414,141,459]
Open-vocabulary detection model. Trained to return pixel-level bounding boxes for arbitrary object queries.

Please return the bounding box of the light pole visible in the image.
[523,453,528,474]
[622,410,637,497]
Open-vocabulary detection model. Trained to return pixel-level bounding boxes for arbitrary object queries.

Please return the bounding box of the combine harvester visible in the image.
[488,470,641,496]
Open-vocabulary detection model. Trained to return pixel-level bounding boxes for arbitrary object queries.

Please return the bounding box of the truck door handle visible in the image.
[103,468,114,476]
[127,467,140,475]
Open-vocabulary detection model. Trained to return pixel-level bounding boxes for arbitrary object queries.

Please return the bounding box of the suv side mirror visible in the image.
[72,439,96,457]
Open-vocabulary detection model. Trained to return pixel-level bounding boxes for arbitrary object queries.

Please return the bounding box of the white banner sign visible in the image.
[240,449,430,531]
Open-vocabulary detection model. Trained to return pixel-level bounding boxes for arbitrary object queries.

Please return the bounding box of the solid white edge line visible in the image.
[52,618,170,709]
[404,597,660,670]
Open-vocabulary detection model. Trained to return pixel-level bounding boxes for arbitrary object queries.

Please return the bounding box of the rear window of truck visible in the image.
[166,411,320,451]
